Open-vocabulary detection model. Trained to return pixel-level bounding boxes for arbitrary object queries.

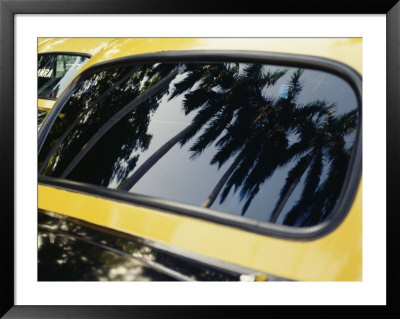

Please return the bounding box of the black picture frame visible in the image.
[1,0,398,317]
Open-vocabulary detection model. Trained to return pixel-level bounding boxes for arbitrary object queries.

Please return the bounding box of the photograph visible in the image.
[2,2,397,315]
[37,37,362,282]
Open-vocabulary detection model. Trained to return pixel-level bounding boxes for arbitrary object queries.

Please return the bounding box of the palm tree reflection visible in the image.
[125,63,357,226]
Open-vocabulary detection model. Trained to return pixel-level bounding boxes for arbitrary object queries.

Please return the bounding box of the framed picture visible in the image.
[1,0,398,317]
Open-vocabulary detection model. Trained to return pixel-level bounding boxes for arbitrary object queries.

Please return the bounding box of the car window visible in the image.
[38,61,360,228]
[38,109,48,127]
[38,53,90,100]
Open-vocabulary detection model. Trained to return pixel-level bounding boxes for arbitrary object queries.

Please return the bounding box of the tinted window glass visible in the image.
[39,62,359,227]
[38,54,90,99]
[38,109,48,127]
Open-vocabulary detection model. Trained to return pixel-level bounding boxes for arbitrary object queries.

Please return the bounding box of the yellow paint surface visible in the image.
[78,38,362,75]
[38,98,56,111]
[38,38,115,56]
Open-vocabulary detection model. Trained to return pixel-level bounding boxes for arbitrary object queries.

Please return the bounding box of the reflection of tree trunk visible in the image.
[201,154,243,208]
[120,117,204,191]
[60,68,178,179]
[39,66,140,175]
[269,154,313,223]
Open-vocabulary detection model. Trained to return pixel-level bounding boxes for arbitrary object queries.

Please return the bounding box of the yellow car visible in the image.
[37,38,115,126]
[38,38,362,281]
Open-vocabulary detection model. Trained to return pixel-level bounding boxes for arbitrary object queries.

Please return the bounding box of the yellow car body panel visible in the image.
[38,98,56,112]
[38,38,362,281]
[79,38,362,75]
[38,38,53,47]
[38,37,116,56]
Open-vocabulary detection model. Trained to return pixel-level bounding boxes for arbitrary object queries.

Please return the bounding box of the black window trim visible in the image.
[38,50,362,241]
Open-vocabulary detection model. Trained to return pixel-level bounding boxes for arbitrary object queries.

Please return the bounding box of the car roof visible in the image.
[76,38,362,75]
[38,38,116,56]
